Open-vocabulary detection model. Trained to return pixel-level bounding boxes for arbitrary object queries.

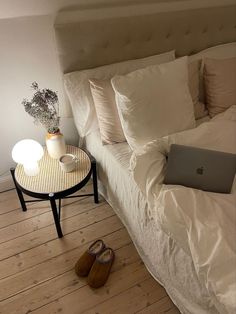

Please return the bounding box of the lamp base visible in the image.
[23,161,39,176]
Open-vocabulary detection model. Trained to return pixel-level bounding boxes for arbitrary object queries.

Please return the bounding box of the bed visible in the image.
[55,3,236,313]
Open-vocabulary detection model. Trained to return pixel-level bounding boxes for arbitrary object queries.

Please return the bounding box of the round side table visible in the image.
[10,145,98,238]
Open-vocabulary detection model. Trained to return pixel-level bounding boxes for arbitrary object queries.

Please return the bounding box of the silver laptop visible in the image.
[163,144,236,193]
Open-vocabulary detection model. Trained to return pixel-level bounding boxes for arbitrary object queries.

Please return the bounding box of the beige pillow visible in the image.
[194,101,208,120]
[89,79,125,144]
[188,60,200,106]
[188,60,208,119]
[204,57,236,117]
[189,42,236,103]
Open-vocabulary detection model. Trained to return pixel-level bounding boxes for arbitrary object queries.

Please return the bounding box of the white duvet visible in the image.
[131,105,236,314]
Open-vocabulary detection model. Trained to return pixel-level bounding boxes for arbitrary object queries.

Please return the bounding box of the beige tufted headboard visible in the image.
[55,3,236,73]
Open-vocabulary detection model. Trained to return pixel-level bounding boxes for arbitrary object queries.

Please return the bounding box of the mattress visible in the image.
[84,123,217,314]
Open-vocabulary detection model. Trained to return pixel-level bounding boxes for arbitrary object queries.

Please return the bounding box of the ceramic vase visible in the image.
[46,129,66,159]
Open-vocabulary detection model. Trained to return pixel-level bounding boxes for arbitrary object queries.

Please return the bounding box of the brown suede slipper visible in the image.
[75,239,105,277]
[87,247,115,288]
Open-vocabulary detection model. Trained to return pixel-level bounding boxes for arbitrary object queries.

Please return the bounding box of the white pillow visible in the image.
[64,50,175,137]
[111,57,195,151]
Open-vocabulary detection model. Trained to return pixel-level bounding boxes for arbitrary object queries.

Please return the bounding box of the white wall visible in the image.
[0,0,178,19]
[0,15,78,185]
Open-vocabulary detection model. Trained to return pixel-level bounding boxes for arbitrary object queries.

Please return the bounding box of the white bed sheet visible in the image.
[84,120,218,314]
[131,107,236,313]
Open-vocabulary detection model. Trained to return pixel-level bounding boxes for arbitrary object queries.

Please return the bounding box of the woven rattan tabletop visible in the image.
[15,145,91,194]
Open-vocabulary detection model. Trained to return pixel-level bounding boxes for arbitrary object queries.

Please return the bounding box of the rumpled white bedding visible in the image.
[85,116,221,313]
[131,105,236,314]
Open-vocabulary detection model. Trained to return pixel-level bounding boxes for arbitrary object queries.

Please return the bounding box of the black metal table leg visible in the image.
[58,198,61,220]
[91,160,99,204]
[10,168,27,211]
[49,193,63,238]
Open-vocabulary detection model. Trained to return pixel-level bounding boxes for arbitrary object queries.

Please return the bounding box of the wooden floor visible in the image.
[0,182,180,314]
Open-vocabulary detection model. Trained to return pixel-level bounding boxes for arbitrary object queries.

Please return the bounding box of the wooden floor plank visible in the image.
[0,203,113,261]
[83,277,167,314]
[30,259,149,314]
[0,200,52,229]
[0,215,122,280]
[0,189,22,214]
[0,233,135,313]
[136,296,180,314]
[0,196,105,243]
[0,184,93,229]
[0,228,131,301]
[0,183,180,314]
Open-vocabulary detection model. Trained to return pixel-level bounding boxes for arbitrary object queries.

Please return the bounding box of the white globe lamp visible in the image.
[12,139,44,176]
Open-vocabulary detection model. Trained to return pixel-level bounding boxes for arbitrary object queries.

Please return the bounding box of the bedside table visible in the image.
[10,145,98,238]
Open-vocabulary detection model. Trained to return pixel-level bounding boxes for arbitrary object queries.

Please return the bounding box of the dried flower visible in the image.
[22,82,60,134]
